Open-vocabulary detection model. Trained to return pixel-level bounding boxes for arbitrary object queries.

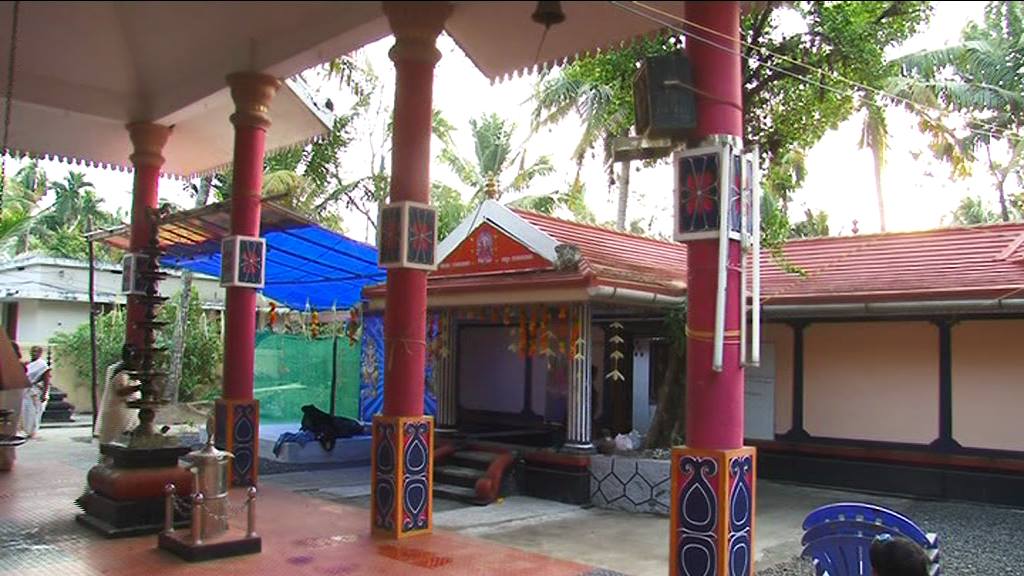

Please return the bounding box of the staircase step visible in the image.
[450,450,499,469]
[436,465,485,488]
[433,483,487,505]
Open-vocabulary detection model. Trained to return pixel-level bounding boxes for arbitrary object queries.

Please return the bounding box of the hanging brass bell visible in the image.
[531,1,566,27]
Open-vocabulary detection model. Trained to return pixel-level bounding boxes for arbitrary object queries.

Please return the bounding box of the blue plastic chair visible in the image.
[801,503,941,576]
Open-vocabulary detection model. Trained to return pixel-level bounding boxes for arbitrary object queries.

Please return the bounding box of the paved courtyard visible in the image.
[3,426,1023,575]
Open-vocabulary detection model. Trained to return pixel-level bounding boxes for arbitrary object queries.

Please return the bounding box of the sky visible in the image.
[8,1,1015,244]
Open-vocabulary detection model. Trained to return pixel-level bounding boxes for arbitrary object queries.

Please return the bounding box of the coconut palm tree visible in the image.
[439,113,554,204]
[859,100,889,232]
[532,66,635,231]
[0,209,31,254]
[949,195,1000,225]
[896,1,1024,221]
[41,172,109,231]
[530,36,679,231]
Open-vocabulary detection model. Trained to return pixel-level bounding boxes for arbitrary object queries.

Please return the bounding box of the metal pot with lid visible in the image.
[182,417,234,538]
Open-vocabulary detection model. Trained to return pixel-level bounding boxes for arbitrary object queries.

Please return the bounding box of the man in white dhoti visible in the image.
[22,346,50,438]
[96,344,142,445]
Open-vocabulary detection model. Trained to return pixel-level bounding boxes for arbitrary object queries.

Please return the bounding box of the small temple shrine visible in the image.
[366,200,689,451]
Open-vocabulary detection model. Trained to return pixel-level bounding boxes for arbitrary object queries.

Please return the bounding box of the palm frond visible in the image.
[509,156,555,193]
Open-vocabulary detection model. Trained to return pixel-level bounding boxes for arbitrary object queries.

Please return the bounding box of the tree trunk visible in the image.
[644,346,683,449]
[997,180,1010,223]
[873,154,886,232]
[985,142,1010,223]
[615,160,631,231]
[166,177,211,402]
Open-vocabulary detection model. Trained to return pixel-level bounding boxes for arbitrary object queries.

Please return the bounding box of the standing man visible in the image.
[22,346,50,438]
[95,344,142,445]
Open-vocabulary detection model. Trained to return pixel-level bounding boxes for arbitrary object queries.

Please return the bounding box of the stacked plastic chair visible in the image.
[801,502,941,576]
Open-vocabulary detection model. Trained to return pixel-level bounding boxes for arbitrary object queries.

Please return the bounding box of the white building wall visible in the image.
[16,299,90,346]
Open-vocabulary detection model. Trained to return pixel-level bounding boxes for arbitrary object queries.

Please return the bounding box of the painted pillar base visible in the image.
[215,398,259,487]
[372,415,433,539]
[671,446,756,576]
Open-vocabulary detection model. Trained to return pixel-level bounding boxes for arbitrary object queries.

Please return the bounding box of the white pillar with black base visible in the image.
[565,302,593,451]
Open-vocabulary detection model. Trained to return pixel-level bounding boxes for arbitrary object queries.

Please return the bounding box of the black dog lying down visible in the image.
[300,404,364,452]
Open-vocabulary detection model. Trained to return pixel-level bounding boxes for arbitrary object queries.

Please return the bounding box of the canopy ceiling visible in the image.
[0,1,381,177]
[0,1,763,177]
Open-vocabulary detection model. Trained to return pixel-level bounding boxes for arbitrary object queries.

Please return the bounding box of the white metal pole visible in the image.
[713,145,731,373]
[740,153,749,367]
[751,150,762,367]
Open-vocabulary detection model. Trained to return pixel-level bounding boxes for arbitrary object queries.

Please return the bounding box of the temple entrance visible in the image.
[455,322,568,447]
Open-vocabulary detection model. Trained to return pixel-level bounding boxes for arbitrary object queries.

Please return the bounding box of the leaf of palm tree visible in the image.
[509,156,555,194]
[439,148,481,192]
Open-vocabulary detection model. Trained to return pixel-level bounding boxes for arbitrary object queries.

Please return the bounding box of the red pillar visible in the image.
[671,3,756,576]
[126,123,171,349]
[371,1,450,540]
[215,72,281,487]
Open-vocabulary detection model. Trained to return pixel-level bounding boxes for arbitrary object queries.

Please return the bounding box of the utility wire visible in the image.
[611,0,1023,146]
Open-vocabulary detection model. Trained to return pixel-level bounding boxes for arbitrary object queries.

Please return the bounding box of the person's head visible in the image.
[870,534,930,576]
[30,345,43,361]
[121,343,139,369]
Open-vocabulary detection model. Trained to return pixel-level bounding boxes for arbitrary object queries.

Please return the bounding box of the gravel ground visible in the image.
[901,498,1024,575]
[757,558,815,576]
[755,497,1024,575]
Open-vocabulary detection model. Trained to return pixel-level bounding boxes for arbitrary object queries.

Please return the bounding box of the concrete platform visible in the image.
[258,422,371,465]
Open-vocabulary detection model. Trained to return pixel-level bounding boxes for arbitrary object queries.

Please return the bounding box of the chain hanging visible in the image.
[168,491,249,521]
[0,1,21,216]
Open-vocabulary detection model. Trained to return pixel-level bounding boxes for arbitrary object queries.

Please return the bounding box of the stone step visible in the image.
[46,400,75,412]
[450,450,499,469]
[432,483,487,505]
[435,464,485,489]
[41,411,75,423]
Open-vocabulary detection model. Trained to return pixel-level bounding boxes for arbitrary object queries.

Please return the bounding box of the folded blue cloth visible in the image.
[272,430,316,457]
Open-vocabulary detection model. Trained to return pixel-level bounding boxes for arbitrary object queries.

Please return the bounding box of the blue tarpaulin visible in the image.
[91,200,385,310]
[163,224,383,310]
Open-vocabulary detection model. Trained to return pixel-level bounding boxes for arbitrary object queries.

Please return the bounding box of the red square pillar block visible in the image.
[671,446,756,576]
[215,398,259,487]
[372,415,433,539]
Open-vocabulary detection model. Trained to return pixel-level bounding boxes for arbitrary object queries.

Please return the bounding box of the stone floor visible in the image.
[0,428,609,576]
[6,427,1024,575]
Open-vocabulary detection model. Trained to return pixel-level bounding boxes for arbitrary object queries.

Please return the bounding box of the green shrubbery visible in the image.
[49,288,222,402]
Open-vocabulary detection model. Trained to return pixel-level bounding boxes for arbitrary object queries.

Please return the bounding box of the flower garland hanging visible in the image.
[310,309,321,339]
[267,302,278,331]
[346,306,361,345]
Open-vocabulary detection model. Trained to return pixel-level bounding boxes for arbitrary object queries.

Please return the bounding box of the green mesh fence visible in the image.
[254,332,360,423]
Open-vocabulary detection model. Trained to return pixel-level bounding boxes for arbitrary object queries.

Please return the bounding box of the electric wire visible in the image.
[611,0,1023,146]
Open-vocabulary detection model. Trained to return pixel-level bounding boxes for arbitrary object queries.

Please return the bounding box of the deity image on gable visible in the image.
[476,228,495,264]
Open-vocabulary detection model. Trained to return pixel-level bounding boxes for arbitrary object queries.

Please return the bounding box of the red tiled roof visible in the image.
[512,209,689,295]
[760,223,1024,304]
[369,203,1024,305]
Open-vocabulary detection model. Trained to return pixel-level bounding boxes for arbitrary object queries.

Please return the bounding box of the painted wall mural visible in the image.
[360,312,438,422]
